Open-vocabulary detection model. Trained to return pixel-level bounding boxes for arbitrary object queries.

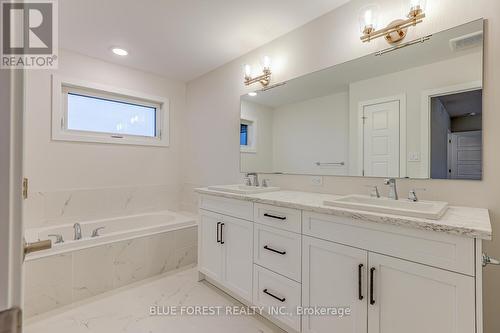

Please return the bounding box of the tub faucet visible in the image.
[384,178,398,200]
[73,223,82,240]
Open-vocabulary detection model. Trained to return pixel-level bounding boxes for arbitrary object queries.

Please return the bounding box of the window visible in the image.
[240,123,248,146]
[52,75,169,146]
[240,118,256,153]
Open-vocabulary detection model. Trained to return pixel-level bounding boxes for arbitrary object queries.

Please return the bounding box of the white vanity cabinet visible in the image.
[198,208,253,303]
[198,192,484,333]
[302,212,477,333]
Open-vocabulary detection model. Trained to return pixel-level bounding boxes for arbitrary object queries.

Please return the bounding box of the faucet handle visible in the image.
[48,234,64,244]
[364,185,380,198]
[91,227,105,238]
[408,188,426,202]
[243,177,251,186]
[262,179,271,188]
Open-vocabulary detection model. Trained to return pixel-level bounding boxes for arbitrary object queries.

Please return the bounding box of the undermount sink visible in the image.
[207,184,280,195]
[323,195,449,220]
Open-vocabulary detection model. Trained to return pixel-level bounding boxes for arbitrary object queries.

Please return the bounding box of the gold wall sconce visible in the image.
[359,0,426,44]
[244,56,272,87]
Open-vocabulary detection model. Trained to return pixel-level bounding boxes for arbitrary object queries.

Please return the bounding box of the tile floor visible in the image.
[25,266,284,333]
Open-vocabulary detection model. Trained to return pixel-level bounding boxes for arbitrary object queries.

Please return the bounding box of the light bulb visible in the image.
[408,0,426,17]
[262,56,271,71]
[358,4,379,34]
[244,64,252,79]
[248,92,257,97]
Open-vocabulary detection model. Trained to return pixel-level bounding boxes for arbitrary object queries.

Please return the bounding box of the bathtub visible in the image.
[24,210,199,317]
[24,210,197,261]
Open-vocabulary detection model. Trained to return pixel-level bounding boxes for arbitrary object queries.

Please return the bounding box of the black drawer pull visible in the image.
[263,213,286,220]
[220,223,225,244]
[358,264,364,301]
[370,267,376,305]
[263,245,286,255]
[263,289,286,302]
[216,222,221,243]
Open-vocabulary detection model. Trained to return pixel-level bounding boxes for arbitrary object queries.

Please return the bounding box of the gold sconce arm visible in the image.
[244,69,271,87]
[361,12,425,44]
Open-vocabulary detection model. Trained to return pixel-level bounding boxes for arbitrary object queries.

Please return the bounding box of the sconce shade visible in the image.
[244,64,252,78]
[359,4,379,34]
[408,0,426,17]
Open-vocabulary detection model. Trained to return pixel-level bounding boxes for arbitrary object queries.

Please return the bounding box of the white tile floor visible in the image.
[25,266,284,333]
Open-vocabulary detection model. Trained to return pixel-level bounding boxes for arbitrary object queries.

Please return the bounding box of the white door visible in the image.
[302,236,368,333]
[367,253,475,333]
[0,70,24,327]
[198,210,223,282]
[363,100,400,177]
[449,131,482,180]
[221,215,253,303]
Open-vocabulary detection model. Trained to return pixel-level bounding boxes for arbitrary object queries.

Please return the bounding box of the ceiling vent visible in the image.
[449,31,483,52]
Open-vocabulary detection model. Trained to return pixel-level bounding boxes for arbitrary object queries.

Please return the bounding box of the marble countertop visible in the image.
[196,188,492,240]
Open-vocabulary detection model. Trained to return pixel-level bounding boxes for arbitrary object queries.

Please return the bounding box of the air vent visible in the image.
[449,31,483,52]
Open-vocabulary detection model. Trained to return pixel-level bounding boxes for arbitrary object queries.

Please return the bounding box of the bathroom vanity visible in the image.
[196,188,491,333]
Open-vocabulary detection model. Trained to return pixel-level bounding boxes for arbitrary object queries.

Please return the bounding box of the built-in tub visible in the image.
[25,210,197,260]
[24,210,198,318]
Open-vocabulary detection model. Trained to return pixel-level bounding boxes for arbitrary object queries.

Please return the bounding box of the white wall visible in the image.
[272,92,349,175]
[24,49,186,228]
[182,0,500,331]
[240,100,274,173]
[348,52,481,177]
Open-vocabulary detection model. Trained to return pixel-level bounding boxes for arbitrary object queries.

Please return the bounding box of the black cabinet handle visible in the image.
[263,245,286,255]
[370,267,376,305]
[263,289,286,302]
[220,223,225,244]
[263,213,286,221]
[358,264,364,300]
[216,222,221,243]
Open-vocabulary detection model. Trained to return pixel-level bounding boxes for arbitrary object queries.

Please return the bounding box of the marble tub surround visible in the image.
[25,267,283,333]
[24,226,197,318]
[24,184,180,229]
[196,188,492,239]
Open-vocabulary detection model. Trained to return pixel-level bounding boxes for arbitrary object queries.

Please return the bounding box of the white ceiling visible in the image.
[59,0,350,82]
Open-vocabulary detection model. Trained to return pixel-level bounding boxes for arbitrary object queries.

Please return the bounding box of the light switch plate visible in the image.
[408,152,420,162]
[310,176,323,186]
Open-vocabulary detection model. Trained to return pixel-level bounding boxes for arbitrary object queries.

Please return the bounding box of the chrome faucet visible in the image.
[73,223,82,240]
[384,178,398,200]
[245,173,259,187]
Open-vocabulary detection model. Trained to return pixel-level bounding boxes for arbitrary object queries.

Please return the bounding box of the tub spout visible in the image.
[73,223,82,240]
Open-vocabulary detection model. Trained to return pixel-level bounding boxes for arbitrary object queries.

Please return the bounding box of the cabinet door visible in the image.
[368,253,475,333]
[198,210,223,282]
[221,215,254,303]
[302,236,368,333]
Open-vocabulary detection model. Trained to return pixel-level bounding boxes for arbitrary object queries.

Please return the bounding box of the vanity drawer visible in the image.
[253,264,301,332]
[199,194,253,221]
[254,223,301,282]
[302,211,475,276]
[254,203,301,233]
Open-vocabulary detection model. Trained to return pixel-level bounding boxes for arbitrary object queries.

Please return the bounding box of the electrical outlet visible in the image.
[310,176,323,186]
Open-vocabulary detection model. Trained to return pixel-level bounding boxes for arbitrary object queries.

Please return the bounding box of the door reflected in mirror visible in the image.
[240,20,483,180]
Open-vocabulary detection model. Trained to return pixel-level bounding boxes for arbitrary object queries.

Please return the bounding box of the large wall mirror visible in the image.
[240,20,483,180]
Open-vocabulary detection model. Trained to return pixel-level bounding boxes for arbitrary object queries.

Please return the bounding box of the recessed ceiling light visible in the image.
[112,48,128,56]
[248,92,257,97]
